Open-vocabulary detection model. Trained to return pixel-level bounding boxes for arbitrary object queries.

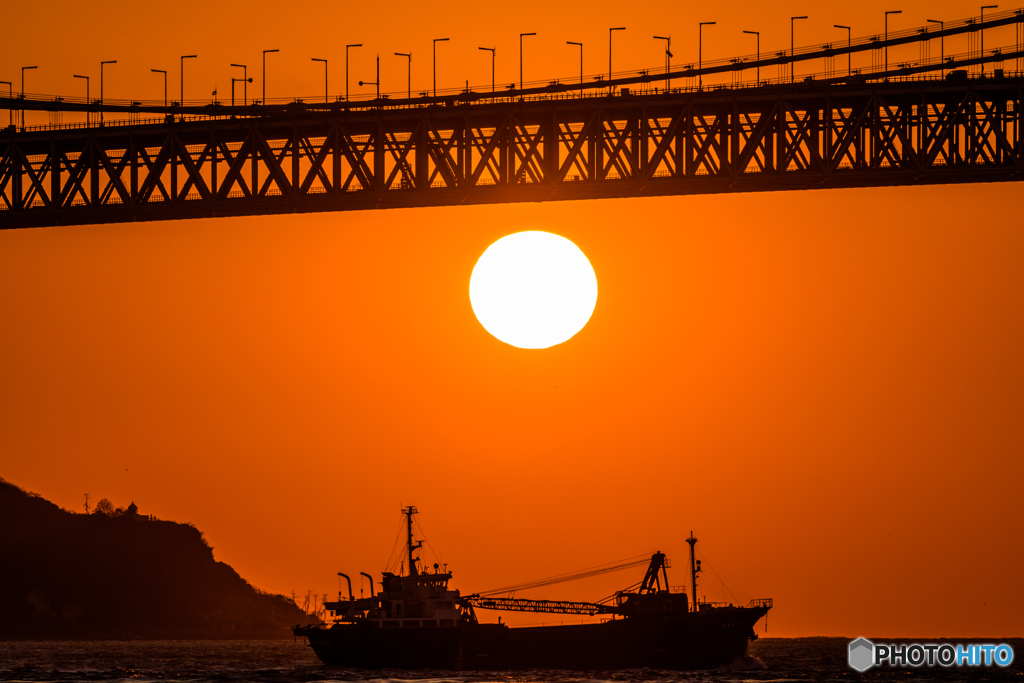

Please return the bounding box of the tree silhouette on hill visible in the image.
[0,477,307,639]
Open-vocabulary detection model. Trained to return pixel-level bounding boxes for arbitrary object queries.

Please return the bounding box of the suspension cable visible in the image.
[697,548,741,605]
[383,511,406,574]
[414,517,444,568]
[478,554,653,597]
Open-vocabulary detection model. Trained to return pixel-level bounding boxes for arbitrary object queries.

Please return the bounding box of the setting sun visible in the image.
[469,231,598,349]
[4,0,1024,668]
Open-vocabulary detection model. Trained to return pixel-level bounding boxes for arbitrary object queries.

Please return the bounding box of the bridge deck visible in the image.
[2,77,1022,229]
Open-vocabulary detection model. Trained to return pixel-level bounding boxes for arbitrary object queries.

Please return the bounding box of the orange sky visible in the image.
[2,0,1023,638]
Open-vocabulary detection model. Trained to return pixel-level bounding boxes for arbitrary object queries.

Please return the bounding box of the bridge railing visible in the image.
[8,61,1024,137]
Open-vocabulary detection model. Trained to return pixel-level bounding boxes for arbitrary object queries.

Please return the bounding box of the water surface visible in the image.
[1,638,1020,682]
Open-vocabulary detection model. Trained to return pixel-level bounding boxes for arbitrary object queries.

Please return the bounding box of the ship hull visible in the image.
[297,607,767,670]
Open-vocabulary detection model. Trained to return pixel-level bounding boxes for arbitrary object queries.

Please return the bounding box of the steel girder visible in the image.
[2,79,1022,229]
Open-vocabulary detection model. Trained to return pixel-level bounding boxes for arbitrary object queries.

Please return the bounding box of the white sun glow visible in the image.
[469,231,598,349]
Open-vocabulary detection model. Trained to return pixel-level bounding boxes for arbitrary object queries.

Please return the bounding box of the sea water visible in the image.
[0,638,1020,682]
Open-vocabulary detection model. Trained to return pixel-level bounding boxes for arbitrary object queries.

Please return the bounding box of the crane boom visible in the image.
[468,596,619,616]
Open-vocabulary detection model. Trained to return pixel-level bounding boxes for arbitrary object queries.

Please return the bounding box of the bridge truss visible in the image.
[2,75,1022,229]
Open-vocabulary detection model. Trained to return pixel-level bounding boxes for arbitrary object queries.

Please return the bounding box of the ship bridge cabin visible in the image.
[368,568,465,628]
[325,573,468,628]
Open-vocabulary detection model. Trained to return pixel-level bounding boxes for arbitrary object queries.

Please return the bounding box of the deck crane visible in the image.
[465,551,688,617]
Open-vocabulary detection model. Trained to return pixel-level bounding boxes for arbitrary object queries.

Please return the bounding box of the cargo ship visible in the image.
[293,506,771,670]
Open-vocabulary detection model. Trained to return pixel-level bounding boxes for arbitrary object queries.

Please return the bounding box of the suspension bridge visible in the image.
[2,8,1024,230]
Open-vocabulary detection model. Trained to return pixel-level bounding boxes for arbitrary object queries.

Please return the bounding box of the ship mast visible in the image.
[685,532,701,612]
[404,505,423,576]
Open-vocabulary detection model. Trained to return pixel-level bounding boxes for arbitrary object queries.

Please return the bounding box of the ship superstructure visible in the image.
[326,507,474,629]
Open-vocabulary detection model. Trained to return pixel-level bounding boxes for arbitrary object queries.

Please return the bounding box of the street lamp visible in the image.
[433,38,449,97]
[359,54,380,100]
[180,55,196,106]
[742,30,760,83]
[231,76,252,107]
[151,69,167,108]
[262,49,279,105]
[927,19,944,77]
[231,64,248,105]
[791,16,807,83]
[567,42,583,96]
[0,80,11,128]
[312,58,328,103]
[21,66,37,130]
[74,74,89,125]
[479,47,495,94]
[73,74,90,102]
[395,53,411,99]
[885,11,902,73]
[834,25,851,77]
[346,44,362,102]
[655,36,672,91]
[981,5,998,75]
[609,27,625,92]
[699,22,715,88]
[520,33,536,91]
[99,61,116,125]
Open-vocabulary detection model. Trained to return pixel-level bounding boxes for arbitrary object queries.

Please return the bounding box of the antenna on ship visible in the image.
[403,505,423,576]
[685,532,702,613]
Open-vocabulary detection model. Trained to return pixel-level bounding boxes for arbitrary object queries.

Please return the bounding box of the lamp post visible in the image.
[73,75,90,103]
[791,16,807,83]
[834,25,851,77]
[180,55,196,107]
[231,77,252,107]
[345,44,362,102]
[311,58,328,103]
[981,5,998,74]
[885,11,901,73]
[567,42,583,96]
[100,60,116,125]
[609,27,625,93]
[395,53,411,99]
[927,19,944,77]
[742,30,759,83]
[433,38,449,97]
[478,47,495,93]
[359,54,380,100]
[230,64,248,105]
[699,22,715,88]
[655,35,672,91]
[0,80,11,128]
[73,74,89,126]
[520,33,536,91]
[151,69,167,108]
[262,49,279,105]
[21,66,37,130]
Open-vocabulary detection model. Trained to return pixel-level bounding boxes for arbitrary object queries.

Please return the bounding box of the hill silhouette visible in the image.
[0,478,308,639]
